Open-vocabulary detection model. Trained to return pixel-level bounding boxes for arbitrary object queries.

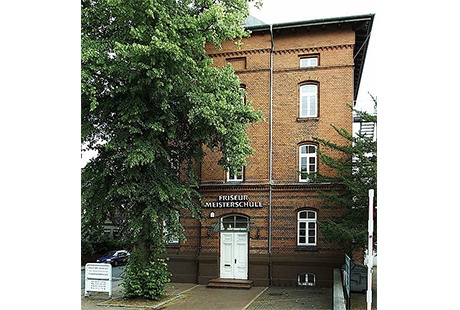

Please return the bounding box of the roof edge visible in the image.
[245,13,375,31]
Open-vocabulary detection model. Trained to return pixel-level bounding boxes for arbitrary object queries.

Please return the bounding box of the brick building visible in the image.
[166,14,374,288]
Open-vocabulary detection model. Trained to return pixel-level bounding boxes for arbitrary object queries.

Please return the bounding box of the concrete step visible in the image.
[207,278,253,289]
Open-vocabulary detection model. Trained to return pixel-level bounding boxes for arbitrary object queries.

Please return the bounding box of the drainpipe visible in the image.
[268,23,274,286]
[196,219,202,284]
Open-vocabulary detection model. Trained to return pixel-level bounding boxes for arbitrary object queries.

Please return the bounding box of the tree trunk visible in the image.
[137,216,152,266]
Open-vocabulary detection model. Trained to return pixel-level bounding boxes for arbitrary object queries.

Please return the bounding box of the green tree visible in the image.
[81,0,262,299]
[313,97,377,254]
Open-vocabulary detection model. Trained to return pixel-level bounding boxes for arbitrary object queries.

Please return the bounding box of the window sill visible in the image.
[166,243,180,248]
[295,246,318,251]
[296,117,319,122]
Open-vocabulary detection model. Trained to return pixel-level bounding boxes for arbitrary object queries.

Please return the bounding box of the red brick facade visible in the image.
[166,14,374,287]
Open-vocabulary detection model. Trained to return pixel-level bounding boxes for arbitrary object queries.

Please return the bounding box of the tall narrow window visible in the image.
[163,211,180,245]
[299,145,317,182]
[297,210,317,246]
[240,84,247,105]
[300,84,318,118]
[170,150,179,176]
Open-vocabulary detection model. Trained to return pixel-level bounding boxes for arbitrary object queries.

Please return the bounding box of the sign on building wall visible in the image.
[85,263,112,298]
[203,195,263,208]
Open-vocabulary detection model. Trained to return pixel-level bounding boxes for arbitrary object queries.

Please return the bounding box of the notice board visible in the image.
[84,263,112,298]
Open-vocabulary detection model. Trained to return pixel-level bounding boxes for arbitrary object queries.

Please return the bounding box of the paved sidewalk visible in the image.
[82,282,266,310]
[82,282,332,310]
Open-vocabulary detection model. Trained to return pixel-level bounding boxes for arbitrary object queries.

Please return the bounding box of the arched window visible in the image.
[299,84,318,117]
[297,210,317,246]
[299,144,317,182]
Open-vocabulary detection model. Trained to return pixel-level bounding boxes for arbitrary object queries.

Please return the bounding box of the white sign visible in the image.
[85,263,112,298]
[204,195,263,208]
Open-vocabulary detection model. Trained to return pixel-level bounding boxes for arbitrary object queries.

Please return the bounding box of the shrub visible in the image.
[121,254,171,300]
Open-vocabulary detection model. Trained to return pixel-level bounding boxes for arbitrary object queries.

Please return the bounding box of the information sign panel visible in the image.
[85,263,112,298]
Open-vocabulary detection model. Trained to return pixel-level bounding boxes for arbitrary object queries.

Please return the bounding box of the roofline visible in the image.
[245,14,375,31]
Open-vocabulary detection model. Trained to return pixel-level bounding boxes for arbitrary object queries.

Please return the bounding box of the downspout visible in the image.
[268,24,274,286]
[196,219,201,284]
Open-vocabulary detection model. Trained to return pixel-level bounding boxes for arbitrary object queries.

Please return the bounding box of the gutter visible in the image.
[245,14,374,32]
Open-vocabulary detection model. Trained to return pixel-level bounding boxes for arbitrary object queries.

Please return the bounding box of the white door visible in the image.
[220,232,248,279]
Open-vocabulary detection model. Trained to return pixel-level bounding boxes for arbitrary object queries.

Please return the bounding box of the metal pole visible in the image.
[366,189,374,310]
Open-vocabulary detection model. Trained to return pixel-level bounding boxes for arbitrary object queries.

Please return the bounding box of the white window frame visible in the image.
[227,166,244,182]
[299,84,318,118]
[299,145,317,182]
[240,85,247,105]
[298,272,316,286]
[297,210,317,246]
[300,57,318,68]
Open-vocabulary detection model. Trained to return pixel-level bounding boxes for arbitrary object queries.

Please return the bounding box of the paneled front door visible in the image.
[220,232,248,279]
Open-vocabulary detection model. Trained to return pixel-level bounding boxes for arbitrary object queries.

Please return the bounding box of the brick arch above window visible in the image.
[295,207,319,213]
[297,140,319,147]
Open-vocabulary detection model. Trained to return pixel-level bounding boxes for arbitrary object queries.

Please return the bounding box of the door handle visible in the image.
[235,259,237,264]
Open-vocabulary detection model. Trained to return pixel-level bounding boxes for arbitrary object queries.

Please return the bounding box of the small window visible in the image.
[299,84,318,118]
[227,166,244,182]
[227,57,247,70]
[103,228,112,237]
[300,57,318,68]
[298,273,316,286]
